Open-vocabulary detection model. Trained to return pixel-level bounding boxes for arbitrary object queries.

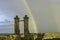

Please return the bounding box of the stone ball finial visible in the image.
[24,15,29,19]
[14,15,20,19]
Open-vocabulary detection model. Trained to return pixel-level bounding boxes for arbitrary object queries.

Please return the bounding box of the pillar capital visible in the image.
[24,15,29,19]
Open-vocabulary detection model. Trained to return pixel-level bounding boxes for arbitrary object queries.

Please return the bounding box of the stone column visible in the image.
[14,15,21,40]
[14,15,20,34]
[24,15,29,34]
[24,15,31,40]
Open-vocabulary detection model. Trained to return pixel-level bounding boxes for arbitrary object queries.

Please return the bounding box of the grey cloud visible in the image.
[0,0,60,33]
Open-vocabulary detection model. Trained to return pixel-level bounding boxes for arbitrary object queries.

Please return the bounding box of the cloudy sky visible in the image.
[27,0,60,33]
[0,0,60,33]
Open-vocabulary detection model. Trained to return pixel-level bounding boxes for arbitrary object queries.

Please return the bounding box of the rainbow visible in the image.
[22,0,38,33]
